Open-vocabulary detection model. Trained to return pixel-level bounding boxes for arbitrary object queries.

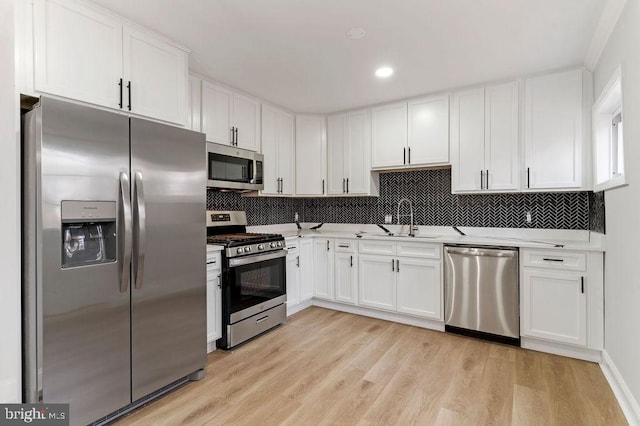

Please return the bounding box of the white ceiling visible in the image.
[90,0,606,114]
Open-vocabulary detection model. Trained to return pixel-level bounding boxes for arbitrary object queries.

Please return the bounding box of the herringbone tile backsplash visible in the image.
[207,169,605,232]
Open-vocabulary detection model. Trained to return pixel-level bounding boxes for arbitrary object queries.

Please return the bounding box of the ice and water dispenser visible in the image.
[61,201,117,268]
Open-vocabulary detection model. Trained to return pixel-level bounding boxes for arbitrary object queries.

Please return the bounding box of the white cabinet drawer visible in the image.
[359,240,395,256]
[396,242,441,259]
[335,239,357,253]
[521,250,586,271]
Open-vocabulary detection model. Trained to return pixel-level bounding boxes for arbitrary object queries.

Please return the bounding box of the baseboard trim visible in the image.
[287,299,313,317]
[311,299,445,331]
[207,340,217,354]
[520,337,602,362]
[600,350,640,425]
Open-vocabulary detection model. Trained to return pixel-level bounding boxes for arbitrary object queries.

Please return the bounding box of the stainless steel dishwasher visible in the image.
[444,245,520,345]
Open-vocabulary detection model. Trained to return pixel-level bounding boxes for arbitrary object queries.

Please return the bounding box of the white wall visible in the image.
[0,0,22,403]
[594,0,640,417]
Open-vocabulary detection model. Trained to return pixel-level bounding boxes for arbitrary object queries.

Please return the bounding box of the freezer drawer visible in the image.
[444,245,520,343]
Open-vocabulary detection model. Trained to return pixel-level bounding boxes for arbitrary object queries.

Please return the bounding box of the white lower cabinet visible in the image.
[206,250,222,352]
[334,251,358,305]
[313,239,334,300]
[521,268,587,346]
[519,248,603,360]
[299,239,314,301]
[396,258,442,320]
[286,245,300,309]
[358,255,396,311]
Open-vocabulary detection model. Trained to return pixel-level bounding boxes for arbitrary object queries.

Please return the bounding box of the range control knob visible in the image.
[245,246,251,252]
[276,241,283,248]
[257,244,264,250]
[270,242,276,248]
[236,247,244,254]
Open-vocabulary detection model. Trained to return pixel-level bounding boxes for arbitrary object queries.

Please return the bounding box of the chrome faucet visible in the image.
[396,198,416,237]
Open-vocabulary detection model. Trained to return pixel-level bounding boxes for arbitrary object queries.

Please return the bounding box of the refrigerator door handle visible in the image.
[119,171,132,293]
[133,171,147,289]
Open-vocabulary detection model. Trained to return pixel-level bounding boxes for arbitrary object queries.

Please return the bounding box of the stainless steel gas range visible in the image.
[206,211,287,349]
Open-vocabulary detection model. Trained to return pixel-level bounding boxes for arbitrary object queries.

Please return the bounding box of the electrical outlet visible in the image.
[526,212,532,223]
[294,212,299,222]
[384,214,392,224]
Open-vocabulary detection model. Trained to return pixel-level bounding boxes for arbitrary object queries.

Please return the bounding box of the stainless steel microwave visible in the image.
[206,142,264,191]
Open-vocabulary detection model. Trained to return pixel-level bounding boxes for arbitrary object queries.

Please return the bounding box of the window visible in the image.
[593,67,626,191]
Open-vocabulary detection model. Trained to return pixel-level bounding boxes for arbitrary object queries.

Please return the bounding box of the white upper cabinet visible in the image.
[524,69,585,190]
[32,0,189,126]
[261,104,295,195]
[451,82,519,193]
[33,0,123,109]
[451,88,485,192]
[201,82,260,151]
[123,26,188,125]
[484,81,519,191]
[232,93,260,152]
[327,110,378,196]
[187,75,201,131]
[371,102,407,168]
[372,97,449,170]
[407,95,450,165]
[295,115,327,196]
[201,82,233,145]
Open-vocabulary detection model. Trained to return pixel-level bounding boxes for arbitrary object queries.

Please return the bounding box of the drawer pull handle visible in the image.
[542,258,564,262]
[338,244,350,248]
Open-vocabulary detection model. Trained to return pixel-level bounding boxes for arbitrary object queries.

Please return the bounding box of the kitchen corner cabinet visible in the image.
[261,104,295,195]
[520,249,603,353]
[201,82,260,151]
[299,239,314,300]
[296,115,327,196]
[206,250,222,352]
[371,96,449,170]
[313,239,334,300]
[327,110,378,196]
[286,244,301,309]
[451,81,519,193]
[524,69,587,190]
[33,0,189,126]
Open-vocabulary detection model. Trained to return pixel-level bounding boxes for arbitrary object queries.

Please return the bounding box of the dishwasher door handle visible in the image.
[446,247,516,258]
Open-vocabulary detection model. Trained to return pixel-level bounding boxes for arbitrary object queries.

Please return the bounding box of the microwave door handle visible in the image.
[133,171,146,289]
[119,171,132,293]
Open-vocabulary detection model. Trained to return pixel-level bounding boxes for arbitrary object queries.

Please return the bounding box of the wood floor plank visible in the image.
[115,307,625,426]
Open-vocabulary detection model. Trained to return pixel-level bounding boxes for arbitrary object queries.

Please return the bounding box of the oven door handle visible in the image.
[228,250,287,267]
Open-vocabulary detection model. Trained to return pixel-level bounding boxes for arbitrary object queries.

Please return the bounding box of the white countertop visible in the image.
[248,223,605,252]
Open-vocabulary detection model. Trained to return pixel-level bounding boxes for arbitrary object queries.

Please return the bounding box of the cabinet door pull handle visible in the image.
[543,258,564,262]
[581,276,585,294]
[346,178,349,193]
[342,178,346,193]
[296,256,300,267]
[327,240,330,251]
[230,127,235,145]
[118,78,123,109]
[350,255,353,267]
[480,170,484,190]
[392,259,395,272]
[408,147,411,164]
[127,81,132,111]
[403,147,406,165]
[322,179,325,195]
[396,259,400,272]
[235,128,239,146]
[527,167,530,188]
[486,169,489,190]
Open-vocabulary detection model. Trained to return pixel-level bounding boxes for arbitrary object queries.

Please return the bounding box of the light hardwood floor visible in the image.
[117,307,626,425]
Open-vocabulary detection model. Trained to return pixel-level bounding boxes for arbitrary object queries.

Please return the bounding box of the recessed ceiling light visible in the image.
[375,67,394,78]
[346,28,366,40]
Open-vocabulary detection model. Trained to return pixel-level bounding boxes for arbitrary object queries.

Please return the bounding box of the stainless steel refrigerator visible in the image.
[22,97,207,425]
